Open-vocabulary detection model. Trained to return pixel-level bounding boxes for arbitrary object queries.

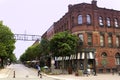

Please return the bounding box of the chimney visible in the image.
[68,4,72,11]
[92,0,97,6]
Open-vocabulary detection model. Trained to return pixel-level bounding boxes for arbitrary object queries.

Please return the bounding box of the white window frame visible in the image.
[115,53,120,65]
[100,35,104,47]
[78,15,82,24]
[107,17,111,27]
[86,14,91,24]
[116,36,120,47]
[99,16,104,26]
[114,18,119,27]
[87,34,92,45]
[108,35,112,47]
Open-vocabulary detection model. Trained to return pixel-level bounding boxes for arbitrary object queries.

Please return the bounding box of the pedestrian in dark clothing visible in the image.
[112,69,114,75]
[118,71,120,76]
[36,64,42,78]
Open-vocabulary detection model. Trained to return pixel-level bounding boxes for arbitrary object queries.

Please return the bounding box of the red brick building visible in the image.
[42,0,120,73]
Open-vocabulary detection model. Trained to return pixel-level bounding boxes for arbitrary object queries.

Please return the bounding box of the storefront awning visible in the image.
[55,52,95,61]
[79,52,95,59]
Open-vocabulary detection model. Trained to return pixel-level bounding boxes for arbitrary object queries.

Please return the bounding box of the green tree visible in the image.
[0,21,15,67]
[50,31,78,73]
[20,53,27,62]
[20,43,41,62]
[9,53,17,63]
[40,38,50,56]
[32,44,41,60]
[39,38,50,66]
[20,38,50,66]
[24,46,36,61]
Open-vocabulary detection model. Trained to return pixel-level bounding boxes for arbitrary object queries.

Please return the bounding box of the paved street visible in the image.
[0,64,62,80]
[50,73,120,80]
[0,64,120,80]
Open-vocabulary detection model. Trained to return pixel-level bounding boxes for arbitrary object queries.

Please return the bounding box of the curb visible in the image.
[42,73,66,80]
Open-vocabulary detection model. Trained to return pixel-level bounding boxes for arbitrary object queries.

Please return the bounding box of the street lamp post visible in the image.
[50,53,55,73]
[94,52,97,76]
[51,58,55,72]
[83,48,89,74]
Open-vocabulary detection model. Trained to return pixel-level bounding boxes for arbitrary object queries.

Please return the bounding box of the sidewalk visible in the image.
[46,72,120,80]
[0,65,120,80]
[0,65,12,78]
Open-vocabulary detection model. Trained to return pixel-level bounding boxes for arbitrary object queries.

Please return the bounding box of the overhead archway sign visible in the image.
[14,34,41,41]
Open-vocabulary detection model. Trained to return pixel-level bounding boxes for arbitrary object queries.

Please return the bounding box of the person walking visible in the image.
[118,70,120,76]
[112,69,114,75]
[36,64,42,78]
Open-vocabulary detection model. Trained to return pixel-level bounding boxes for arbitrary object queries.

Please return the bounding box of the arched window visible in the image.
[99,16,104,26]
[101,52,107,58]
[114,18,119,27]
[78,15,82,24]
[86,14,91,24]
[115,53,120,65]
[107,17,111,27]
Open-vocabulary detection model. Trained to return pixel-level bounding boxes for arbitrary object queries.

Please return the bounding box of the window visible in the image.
[78,15,82,24]
[87,33,92,46]
[116,36,120,47]
[107,18,111,27]
[114,18,119,27]
[79,34,84,45]
[115,53,120,65]
[99,16,104,26]
[108,35,112,47]
[100,34,104,47]
[86,14,91,25]
[72,16,74,26]
[101,52,107,58]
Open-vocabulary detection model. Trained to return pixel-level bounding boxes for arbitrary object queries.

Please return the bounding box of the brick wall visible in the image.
[43,1,120,72]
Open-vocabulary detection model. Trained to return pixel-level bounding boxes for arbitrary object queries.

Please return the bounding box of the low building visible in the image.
[42,0,120,73]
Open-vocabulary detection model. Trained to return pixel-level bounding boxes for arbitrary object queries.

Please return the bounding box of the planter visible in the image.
[75,72,79,76]
[68,67,72,74]
[78,70,83,76]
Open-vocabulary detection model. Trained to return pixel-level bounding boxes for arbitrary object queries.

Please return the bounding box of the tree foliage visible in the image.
[40,38,50,56]
[50,31,78,73]
[20,31,78,69]
[50,31,78,57]
[20,38,50,63]
[0,43,7,57]
[0,21,16,67]
[9,53,17,63]
[20,44,41,61]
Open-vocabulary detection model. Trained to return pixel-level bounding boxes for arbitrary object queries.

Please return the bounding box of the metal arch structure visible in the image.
[14,34,41,41]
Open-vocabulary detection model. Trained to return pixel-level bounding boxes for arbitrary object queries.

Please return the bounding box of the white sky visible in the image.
[0,0,120,59]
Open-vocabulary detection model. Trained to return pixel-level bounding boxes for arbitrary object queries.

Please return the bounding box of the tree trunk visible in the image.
[0,58,4,68]
[68,56,72,74]
[62,56,64,74]
[84,52,88,73]
[76,53,79,71]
